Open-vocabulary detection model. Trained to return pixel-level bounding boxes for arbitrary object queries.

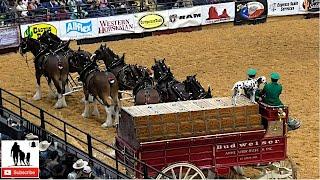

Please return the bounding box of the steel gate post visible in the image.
[87,134,93,159]
[0,89,3,117]
[40,109,46,140]
[143,164,149,179]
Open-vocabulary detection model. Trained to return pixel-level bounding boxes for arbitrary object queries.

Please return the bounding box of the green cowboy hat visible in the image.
[271,72,280,80]
[247,68,257,76]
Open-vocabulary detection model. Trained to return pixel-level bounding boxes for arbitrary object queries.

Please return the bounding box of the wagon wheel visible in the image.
[156,162,206,179]
[229,157,297,179]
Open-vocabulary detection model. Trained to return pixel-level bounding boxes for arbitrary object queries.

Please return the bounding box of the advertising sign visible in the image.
[268,0,301,16]
[98,14,135,36]
[134,11,169,33]
[168,7,202,29]
[20,22,59,39]
[0,26,20,49]
[201,2,235,25]
[59,19,99,40]
[234,0,268,25]
[1,140,39,179]
[300,0,319,13]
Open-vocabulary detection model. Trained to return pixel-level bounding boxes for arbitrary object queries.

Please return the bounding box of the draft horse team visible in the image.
[18,31,300,131]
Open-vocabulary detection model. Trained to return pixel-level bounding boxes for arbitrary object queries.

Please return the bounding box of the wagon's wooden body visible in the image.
[116,96,292,178]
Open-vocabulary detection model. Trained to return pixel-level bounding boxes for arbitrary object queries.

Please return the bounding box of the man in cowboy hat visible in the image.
[67,159,88,179]
[39,141,53,169]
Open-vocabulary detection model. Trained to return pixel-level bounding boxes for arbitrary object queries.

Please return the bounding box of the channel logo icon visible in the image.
[1,140,39,178]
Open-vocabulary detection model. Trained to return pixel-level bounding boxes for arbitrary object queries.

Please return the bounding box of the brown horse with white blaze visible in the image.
[19,37,69,109]
[71,49,120,127]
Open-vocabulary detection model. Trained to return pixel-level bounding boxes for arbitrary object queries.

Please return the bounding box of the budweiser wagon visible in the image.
[115,96,297,179]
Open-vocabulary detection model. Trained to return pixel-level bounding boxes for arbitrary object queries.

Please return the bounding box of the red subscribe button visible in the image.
[1,167,39,178]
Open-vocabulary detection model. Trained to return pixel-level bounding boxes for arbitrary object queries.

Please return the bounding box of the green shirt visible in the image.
[261,82,283,106]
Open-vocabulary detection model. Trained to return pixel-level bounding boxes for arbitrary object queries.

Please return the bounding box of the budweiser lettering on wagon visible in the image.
[98,15,135,36]
[216,138,282,151]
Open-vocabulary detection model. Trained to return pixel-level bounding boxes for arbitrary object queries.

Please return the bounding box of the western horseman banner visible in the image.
[234,0,268,25]
[0,26,20,49]
[60,19,99,40]
[97,14,135,36]
[20,21,60,39]
[268,0,301,16]
[201,2,235,25]
[134,11,169,33]
[168,7,202,29]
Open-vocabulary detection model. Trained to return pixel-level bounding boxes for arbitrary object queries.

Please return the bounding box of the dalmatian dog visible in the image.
[232,76,267,105]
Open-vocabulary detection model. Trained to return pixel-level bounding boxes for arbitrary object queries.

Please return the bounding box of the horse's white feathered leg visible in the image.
[92,100,100,117]
[48,82,58,99]
[81,100,90,118]
[251,90,256,103]
[61,95,67,107]
[101,106,113,128]
[54,94,65,109]
[33,84,42,100]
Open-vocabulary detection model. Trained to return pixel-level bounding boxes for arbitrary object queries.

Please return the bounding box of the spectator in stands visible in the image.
[16,0,28,16]
[62,153,78,178]
[67,159,88,179]
[43,0,60,13]
[79,165,95,179]
[58,0,66,6]
[39,140,52,164]
[56,5,69,19]
[27,1,38,16]
[51,164,66,178]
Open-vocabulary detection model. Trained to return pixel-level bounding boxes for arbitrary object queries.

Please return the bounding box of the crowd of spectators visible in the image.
[25,134,97,179]
[0,0,232,25]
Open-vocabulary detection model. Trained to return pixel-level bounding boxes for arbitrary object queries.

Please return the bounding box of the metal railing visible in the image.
[0,88,169,179]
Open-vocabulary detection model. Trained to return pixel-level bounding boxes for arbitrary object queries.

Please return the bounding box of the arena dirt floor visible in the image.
[0,15,318,178]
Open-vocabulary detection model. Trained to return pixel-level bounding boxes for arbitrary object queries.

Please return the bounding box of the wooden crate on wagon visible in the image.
[118,96,263,148]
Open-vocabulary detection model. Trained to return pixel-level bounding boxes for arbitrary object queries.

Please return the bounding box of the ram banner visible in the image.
[268,0,301,16]
[201,2,235,25]
[20,22,59,39]
[168,6,202,29]
[134,11,169,33]
[97,14,135,36]
[59,19,99,40]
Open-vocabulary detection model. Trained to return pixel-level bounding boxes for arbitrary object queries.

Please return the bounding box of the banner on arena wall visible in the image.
[268,0,301,16]
[20,21,60,39]
[299,0,319,13]
[234,0,268,25]
[0,26,20,49]
[134,11,169,33]
[97,14,135,36]
[201,2,235,25]
[59,18,99,40]
[168,7,202,29]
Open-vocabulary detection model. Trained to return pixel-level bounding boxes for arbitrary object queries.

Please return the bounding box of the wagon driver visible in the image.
[259,72,301,131]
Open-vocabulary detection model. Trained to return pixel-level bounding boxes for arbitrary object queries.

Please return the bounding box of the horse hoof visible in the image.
[33,95,41,101]
[81,113,89,118]
[101,123,111,128]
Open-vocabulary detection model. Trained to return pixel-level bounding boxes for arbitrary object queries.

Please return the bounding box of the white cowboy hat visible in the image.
[72,159,88,170]
[39,140,51,151]
[82,165,92,174]
[25,133,39,140]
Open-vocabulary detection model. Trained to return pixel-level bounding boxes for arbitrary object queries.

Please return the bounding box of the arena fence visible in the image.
[0,88,170,179]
